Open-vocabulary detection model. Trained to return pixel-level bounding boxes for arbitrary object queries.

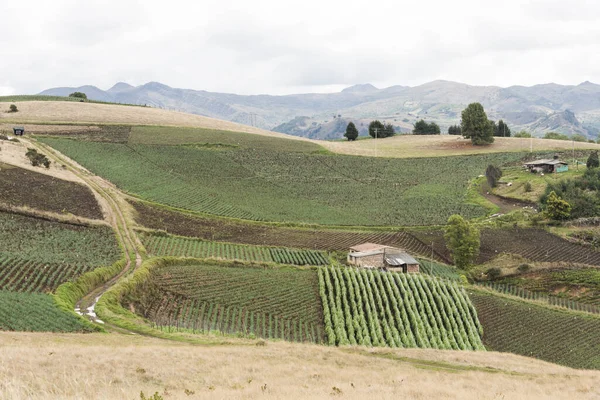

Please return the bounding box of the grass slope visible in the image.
[41,135,524,226]
[470,290,600,369]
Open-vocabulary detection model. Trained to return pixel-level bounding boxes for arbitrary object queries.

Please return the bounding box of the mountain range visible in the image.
[40,80,600,140]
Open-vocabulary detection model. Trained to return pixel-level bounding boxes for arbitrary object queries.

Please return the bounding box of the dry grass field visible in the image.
[321,135,600,158]
[1,332,599,400]
[0,101,301,140]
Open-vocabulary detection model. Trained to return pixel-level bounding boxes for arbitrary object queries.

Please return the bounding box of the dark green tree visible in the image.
[544,131,569,141]
[587,150,599,169]
[448,124,462,135]
[413,119,441,135]
[344,122,359,141]
[572,134,588,142]
[513,130,532,138]
[384,123,395,137]
[494,120,511,137]
[485,164,503,188]
[368,120,385,138]
[444,214,480,270]
[545,191,571,220]
[69,92,87,100]
[461,103,495,145]
[8,104,17,113]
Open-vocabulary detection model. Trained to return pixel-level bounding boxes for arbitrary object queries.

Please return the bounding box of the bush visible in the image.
[524,181,533,192]
[485,164,502,188]
[486,267,502,280]
[69,92,87,100]
[517,264,531,273]
[8,104,18,113]
[25,148,51,168]
[587,151,599,169]
[514,131,532,138]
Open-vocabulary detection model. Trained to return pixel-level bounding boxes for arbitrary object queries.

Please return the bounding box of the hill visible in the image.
[39,80,600,138]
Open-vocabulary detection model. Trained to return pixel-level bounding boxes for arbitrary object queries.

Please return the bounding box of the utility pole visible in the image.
[373,127,379,139]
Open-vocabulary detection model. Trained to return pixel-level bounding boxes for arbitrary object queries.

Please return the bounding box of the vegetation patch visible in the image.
[0,291,93,332]
[470,290,600,369]
[40,136,524,226]
[34,125,131,143]
[124,260,325,343]
[141,233,330,266]
[0,162,103,219]
[319,266,483,349]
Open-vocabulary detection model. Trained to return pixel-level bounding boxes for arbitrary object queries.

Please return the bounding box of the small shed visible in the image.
[12,126,25,136]
[524,158,568,173]
[348,243,419,273]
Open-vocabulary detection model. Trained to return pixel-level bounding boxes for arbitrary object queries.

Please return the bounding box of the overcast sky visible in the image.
[2,0,600,96]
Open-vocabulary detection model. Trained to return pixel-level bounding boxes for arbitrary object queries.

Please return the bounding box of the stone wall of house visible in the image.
[406,263,420,273]
[350,254,384,268]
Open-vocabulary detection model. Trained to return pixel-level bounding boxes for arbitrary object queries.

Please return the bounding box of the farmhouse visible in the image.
[524,158,568,173]
[12,126,24,136]
[348,243,419,273]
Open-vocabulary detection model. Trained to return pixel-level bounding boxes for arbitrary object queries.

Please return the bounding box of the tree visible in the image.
[444,214,480,270]
[544,131,569,141]
[69,92,87,100]
[572,134,588,142]
[448,125,462,135]
[384,123,395,137]
[413,119,441,135]
[495,120,511,137]
[8,104,18,113]
[368,120,385,138]
[513,130,532,138]
[460,103,494,145]
[344,122,359,141]
[545,190,571,220]
[587,151,599,169]
[485,164,502,188]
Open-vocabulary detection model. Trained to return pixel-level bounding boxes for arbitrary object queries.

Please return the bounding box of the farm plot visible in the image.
[319,266,483,349]
[0,162,103,219]
[411,228,600,266]
[129,262,324,343]
[131,201,450,263]
[41,136,524,226]
[0,291,92,332]
[470,290,600,369]
[142,234,330,266]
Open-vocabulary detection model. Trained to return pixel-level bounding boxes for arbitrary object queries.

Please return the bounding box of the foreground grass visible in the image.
[1,331,599,399]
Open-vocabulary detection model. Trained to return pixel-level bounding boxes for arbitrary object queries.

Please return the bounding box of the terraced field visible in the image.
[128,261,324,343]
[142,234,330,266]
[470,290,600,369]
[0,162,103,219]
[319,266,483,349]
[40,135,524,226]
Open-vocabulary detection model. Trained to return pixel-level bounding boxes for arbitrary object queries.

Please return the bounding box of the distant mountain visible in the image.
[39,80,600,139]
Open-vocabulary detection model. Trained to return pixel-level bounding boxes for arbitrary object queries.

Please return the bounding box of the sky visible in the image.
[2,0,600,96]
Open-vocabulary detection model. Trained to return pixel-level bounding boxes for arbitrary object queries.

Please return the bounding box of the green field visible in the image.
[470,290,600,369]
[319,266,483,349]
[141,233,330,265]
[0,95,139,107]
[40,131,524,226]
[126,261,324,343]
[0,211,121,332]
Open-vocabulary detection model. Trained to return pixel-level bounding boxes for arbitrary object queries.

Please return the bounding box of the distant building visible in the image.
[524,158,568,173]
[348,243,419,273]
[12,126,24,136]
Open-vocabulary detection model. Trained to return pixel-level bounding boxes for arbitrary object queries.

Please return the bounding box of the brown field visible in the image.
[1,332,599,400]
[0,101,303,140]
[321,135,600,158]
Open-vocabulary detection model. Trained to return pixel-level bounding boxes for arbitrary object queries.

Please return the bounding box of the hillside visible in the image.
[39,80,600,138]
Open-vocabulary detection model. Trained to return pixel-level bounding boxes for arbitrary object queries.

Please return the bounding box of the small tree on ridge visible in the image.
[344,122,359,141]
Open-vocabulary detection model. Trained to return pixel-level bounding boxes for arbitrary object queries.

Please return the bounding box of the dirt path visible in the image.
[480,187,537,215]
[26,138,144,326]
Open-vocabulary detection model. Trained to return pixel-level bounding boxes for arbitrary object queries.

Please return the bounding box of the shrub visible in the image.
[545,190,571,220]
[25,148,51,168]
[8,104,18,113]
[486,267,502,280]
[524,181,533,192]
[587,151,599,169]
[485,164,502,188]
[517,264,531,273]
[69,92,87,100]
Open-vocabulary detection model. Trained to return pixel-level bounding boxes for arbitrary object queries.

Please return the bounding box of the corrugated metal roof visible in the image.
[524,159,568,166]
[385,252,419,266]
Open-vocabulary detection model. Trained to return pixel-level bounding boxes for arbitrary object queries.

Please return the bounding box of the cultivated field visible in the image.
[128,261,324,343]
[41,136,525,226]
[319,266,482,349]
[321,135,600,158]
[2,332,599,400]
[470,290,600,369]
[0,162,103,219]
[142,233,330,266]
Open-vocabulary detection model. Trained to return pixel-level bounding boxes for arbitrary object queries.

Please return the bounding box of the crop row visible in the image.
[142,234,329,265]
[475,282,600,314]
[146,292,323,343]
[0,291,92,332]
[128,262,325,343]
[470,291,600,370]
[319,266,484,349]
[0,255,93,293]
